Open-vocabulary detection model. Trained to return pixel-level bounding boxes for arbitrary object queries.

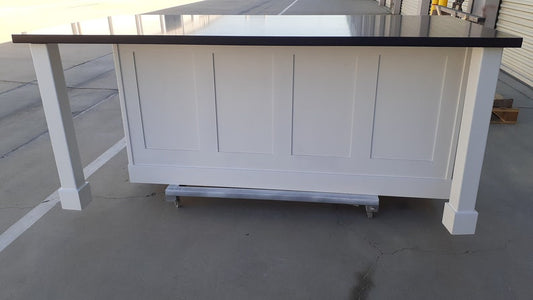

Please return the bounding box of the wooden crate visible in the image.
[491,107,519,124]
[493,93,513,108]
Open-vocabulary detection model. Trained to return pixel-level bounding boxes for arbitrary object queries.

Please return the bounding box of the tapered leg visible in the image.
[442,48,503,234]
[30,44,91,210]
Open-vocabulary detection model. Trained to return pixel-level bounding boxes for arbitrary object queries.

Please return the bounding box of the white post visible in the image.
[30,44,92,210]
[442,48,503,234]
[471,0,500,28]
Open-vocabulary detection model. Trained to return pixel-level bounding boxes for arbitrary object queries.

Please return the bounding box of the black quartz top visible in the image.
[12,15,522,47]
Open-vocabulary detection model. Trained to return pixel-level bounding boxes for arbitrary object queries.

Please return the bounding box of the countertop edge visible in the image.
[11,35,523,48]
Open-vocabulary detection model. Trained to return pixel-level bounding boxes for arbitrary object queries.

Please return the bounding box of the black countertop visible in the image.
[12,15,522,47]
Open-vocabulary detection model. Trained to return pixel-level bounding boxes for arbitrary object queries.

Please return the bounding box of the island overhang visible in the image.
[12,15,522,47]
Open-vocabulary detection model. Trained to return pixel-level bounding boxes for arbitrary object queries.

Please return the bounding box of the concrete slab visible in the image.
[0,43,36,83]
[0,82,41,121]
[0,106,532,299]
[0,42,118,160]
[59,44,113,73]
[497,72,533,109]
[499,71,533,100]
[0,81,25,94]
[0,42,112,83]
[0,82,115,122]
[0,151,381,300]
[64,54,117,90]
[0,86,117,157]
[0,95,123,234]
[0,133,56,233]
[0,82,531,299]
[0,38,118,238]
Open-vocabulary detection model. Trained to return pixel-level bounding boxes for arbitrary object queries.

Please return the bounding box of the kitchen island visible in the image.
[12,14,522,234]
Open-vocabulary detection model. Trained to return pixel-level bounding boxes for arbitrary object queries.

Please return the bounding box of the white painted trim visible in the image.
[83,138,127,178]
[30,44,91,210]
[442,48,503,234]
[128,164,452,199]
[113,45,135,166]
[0,138,126,253]
[442,202,478,234]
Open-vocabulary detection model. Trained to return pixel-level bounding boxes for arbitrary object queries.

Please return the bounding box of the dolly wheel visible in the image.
[174,197,182,208]
[365,205,378,219]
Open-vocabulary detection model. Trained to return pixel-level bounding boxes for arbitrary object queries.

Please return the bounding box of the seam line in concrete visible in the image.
[62,53,113,72]
[0,80,29,85]
[0,53,112,96]
[0,90,117,159]
[25,53,113,86]
[66,87,118,91]
[0,81,35,96]
[0,138,126,254]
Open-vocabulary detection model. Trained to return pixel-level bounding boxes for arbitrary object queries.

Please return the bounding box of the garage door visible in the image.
[496,0,533,87]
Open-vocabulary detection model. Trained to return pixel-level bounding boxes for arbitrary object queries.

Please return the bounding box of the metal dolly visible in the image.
[165,185,379,218]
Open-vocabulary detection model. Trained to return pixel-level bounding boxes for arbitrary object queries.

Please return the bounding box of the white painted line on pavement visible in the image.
[279,0,299,14]
[0,138,126,253]
[82,138,126,179]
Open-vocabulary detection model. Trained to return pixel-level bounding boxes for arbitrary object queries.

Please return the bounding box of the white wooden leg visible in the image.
[30,44,91,210]
[442,48,503,234]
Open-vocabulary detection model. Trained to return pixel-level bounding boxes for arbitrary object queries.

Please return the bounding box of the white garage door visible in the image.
[401,0,432,15]
[496,0,533,87]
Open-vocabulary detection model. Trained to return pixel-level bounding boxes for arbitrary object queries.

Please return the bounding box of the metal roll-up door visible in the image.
[401,0,431,15]
[401,0,422,14]
[496,0,533,87]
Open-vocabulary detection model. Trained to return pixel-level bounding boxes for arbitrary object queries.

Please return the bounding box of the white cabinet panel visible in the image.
[371,53,447,161]
[131,46,200,151]
[213,49,274,154]
[361,48,467,179]
[118,45,469,198]
[292,49,358,158]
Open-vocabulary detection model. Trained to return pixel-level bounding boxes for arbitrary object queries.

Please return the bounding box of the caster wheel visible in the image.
[174,197,182,208]
[365,205,378,219]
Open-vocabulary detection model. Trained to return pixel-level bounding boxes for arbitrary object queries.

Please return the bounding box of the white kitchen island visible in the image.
[12,15,522,234]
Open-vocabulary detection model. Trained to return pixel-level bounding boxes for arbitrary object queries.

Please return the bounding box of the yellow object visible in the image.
[430,0,448,14]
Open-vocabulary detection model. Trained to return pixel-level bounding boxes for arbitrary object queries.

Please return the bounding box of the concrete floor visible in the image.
[1,1,532,299]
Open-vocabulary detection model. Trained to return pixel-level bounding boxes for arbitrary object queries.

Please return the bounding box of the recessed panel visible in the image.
[134,47,200,151]
[371,53,447,161]
[292,50,357,157]
[213,49,274,154]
